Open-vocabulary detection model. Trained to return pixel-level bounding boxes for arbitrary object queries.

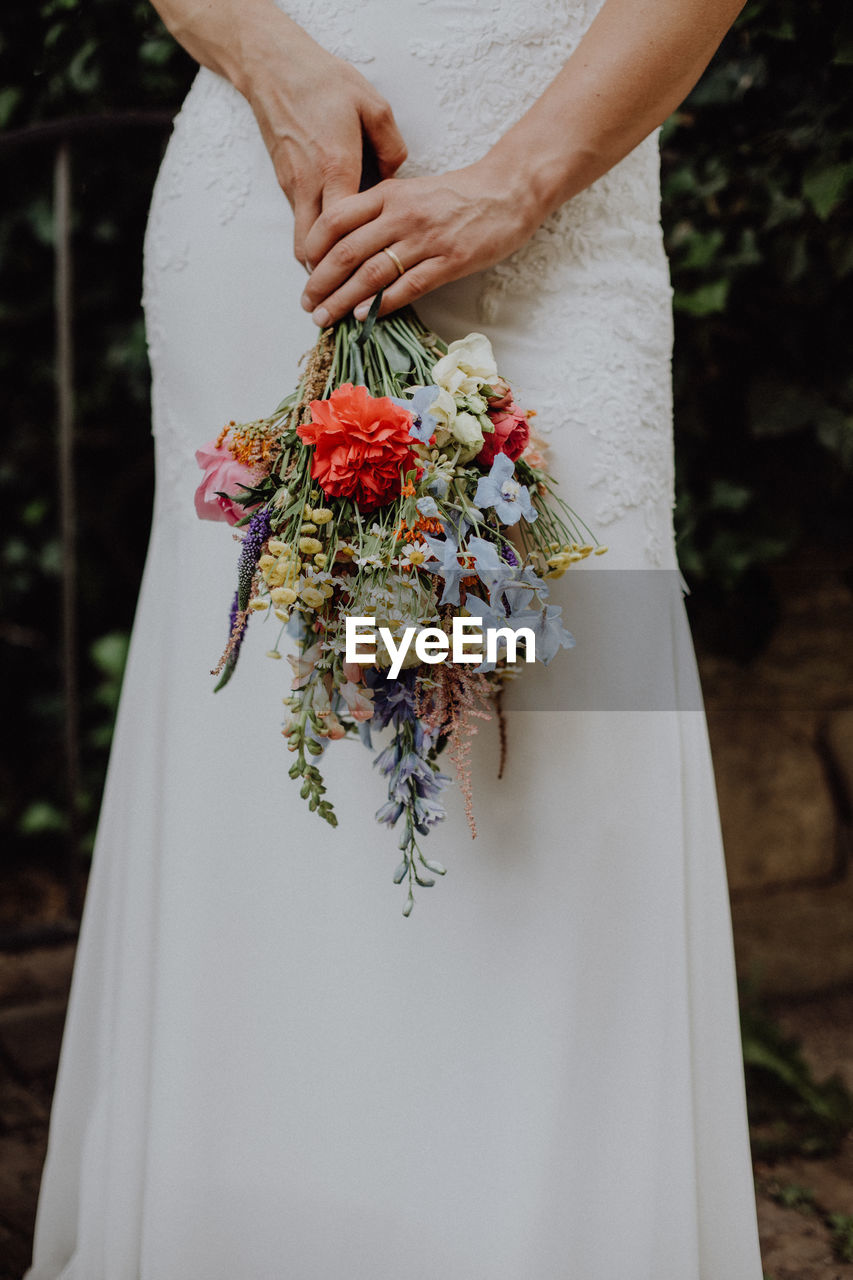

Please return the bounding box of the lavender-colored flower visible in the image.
[237,506,272,609]
[364,667,419,729]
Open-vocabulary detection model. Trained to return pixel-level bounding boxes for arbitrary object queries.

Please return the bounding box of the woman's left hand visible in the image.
[299,159,543,326]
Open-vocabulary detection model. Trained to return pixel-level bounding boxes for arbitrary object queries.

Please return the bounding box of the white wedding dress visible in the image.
[25,2,765,1277]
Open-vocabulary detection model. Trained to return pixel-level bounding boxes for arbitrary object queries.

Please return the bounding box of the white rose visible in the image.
[432,332,498,397]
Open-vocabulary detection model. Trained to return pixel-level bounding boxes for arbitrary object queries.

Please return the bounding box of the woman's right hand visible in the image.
[150,0,408,265]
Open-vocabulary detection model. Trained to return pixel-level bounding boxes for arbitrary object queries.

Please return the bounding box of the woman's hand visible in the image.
[243,23,408,265]
[299,0,748,326]
[148,0,408,264]
[300,158,543,326]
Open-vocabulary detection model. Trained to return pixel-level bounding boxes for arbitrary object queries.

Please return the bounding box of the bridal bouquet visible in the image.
[194,300,605,914]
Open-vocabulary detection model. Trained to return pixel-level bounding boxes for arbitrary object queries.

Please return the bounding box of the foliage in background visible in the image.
[739,981,853,1160]
[0,2,192,869]
[663,0,853,655]
[0,0,851,865]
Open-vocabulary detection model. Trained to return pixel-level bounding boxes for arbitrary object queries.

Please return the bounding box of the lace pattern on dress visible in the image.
[143,0,677,560]
[404,1,675,563]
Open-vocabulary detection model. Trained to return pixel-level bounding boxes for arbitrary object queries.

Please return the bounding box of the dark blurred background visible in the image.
[1,2,853,1274]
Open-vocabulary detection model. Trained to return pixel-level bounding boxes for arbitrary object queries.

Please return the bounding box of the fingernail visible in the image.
[312,306,331,327]
[305,260,315,273]
[301,293,311,310]
[353,301,370,321]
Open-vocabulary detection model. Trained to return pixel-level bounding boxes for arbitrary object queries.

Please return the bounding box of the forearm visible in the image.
[147,0,311,97]
[488,0,746,219]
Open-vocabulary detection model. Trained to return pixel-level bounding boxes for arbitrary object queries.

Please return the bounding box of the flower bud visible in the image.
[486,376,513,410]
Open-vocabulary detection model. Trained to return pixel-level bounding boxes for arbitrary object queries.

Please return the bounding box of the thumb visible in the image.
[360,96,408,180]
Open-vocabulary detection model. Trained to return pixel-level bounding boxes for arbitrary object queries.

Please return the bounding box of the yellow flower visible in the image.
[248,597,269,611]
[300,521,318,534]
[300,585,325,609]
[268,538,288,556]
[313,552,327,568]
[271,586,298,606]
[258,553,276,571]
[312,508,333,525]
[299,536,323,555]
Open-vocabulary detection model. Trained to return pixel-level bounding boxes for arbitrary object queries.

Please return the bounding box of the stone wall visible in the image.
[699,567,853,997]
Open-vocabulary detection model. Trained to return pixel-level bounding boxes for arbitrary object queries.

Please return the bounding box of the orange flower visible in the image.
[296,383,422,513]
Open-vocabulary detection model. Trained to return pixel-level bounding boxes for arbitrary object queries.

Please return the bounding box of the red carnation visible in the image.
[296,383,423,512]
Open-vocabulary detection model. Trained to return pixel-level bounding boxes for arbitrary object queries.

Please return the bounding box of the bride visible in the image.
[26,1,765,1277]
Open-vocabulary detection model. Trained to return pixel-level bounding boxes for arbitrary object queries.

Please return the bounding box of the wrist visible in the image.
[481,119,604,227]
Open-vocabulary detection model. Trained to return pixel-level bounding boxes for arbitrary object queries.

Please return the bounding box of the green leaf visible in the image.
[816,411,853,470]
[802,163,853,221]
[0,86,22,127]
[673,279,730,316]
[677,228,725,271]
[18,801,67,836]
[90,631,130,680]
[67,38,100,95]
[708,479,753,511]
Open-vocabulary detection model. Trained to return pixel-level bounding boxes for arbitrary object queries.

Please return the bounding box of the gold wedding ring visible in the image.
[382,246,405,277]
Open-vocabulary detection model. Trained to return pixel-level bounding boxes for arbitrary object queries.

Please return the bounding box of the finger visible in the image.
[305,245,408,327]
[353,257,450,320]
[303,187,386,269]
[360,98,408,179]
[301,218,396,311]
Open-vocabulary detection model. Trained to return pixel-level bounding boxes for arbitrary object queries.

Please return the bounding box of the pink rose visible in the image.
[475,403,530,468]
[194,440,261,525]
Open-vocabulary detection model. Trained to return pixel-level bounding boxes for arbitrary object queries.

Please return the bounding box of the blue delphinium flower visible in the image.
[502,564,549,615]
[390,383,441,444]
[364,667,419,729]
[508,602,575,664]
[415,495,440,519]
[474,452,537,526]
[464,535,516,599]
[420,526,469,607]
